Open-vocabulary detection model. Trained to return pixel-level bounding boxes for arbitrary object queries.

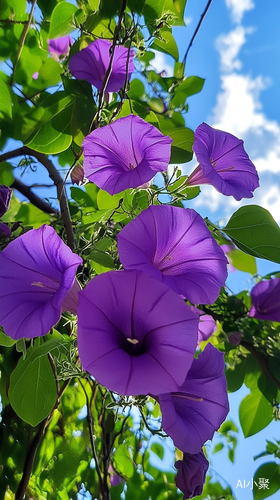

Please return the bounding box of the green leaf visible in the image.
[71,96,96,146]
[97,189,124,210]
[0,329,16,347]
[173,0,187,18]
[99,0,123,18]
[0,75,12,120]
[239,389,273,438]
[162,127,194,163]
[176,76,205,97]
[257,373,278,405]
[114,444,134,478]
[150,442,164,460]
[224,205,280,264]
[227,248,257,274]
[28,338,71,364]
[8,350,57,426]
[226,360,247,392]
[0,161,14,186]
[15,203,50,228]
[213,442,224,454]
[49,2,78,38]
[253,463,280,500]
[151,29,179,60]
[88,250,114,271]
[25,95,74,154]
[127,0,146,14]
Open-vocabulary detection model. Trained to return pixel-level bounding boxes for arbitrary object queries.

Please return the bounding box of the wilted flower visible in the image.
[158,344,229,454]
[0,225,82,340]
[77,270,199,396]
[0,185,12,217]
[189,306,216,343]
[83,115,172,195]
[48,35,73,61]
[186,123,259,201]
[69,39,134,92]
[0,222,11,238]
[71,163,85,186]
[175,451,209,499]
[249,278,280,322]
[117,206,227,304]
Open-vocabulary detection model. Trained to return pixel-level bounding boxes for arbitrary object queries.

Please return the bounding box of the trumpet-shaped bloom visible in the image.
[175,451,209,499]
[189,306,216,343]
[0,185,12,217]
[77,270,199,396]
[69,39,134,92]
[117,206,227,304]
[187,123,259,201]
[48,36,73,61]
[0,225,82,340]
[249,278,280,322]
[83,115,172,195]
[158,344,229,454]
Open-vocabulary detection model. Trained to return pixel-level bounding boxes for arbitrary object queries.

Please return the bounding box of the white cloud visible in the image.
[211,73,278,139]
[216,26,254,72]
[150,51,173,77]
[225,0,255,24]
[184,16,192,26]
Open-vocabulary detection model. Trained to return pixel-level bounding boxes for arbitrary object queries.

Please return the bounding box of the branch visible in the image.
[0,147,75,250]
[11,178,60,215]
[182,0,213,65]
[241,341,280,391]
[10,0,37,86]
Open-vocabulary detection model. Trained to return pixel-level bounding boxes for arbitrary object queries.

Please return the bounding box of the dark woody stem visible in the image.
[0,147,75,250]
[11,178,60,215]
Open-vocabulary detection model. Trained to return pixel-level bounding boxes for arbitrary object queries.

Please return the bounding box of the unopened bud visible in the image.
[228,331,242,345]
[71,164,85,186]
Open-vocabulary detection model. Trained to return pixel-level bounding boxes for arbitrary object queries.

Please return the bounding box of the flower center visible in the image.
[127,338,139,344]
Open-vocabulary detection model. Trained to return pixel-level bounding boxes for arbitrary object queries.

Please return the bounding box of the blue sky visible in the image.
[149,1,280,498]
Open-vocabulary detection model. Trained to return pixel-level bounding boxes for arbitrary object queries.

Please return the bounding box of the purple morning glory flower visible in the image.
[117,205,228,304]
[69,39,134,93]
[175,451,209,499]
[249,278,280,322]
[77,270,199,396]
[221,243,236,273]
[0,185,12,218]
[48,35,73,61]
[82,115,172,195]
[186,123,259,201]
[0,225,82,340]
[158,344,229,454]
[189,306,216,343]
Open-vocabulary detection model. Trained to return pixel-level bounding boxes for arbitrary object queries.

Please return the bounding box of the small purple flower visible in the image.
[117,206,228,304]
[189,306,216,343]
[69,39,134,92]
[83,115,172,195]
[32,71,39,80]
[0,222,11,238]
[175,451,209,499]
[48,35,73,61]
[77,270,199,396]
[0,185,12,217]
[158,344,229,454]
[0,225,82,340]
[249,278,280,322]
[186,123,259,201]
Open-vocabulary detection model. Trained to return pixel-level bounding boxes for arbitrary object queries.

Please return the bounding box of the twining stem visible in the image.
[10,0,37,86]
[0,147,75,250]
[15,378,70,500]
[182,0,213,65]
